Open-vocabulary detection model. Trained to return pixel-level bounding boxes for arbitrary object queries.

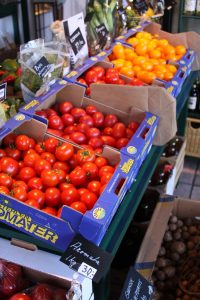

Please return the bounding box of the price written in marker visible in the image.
[33,56,51,79]
[60,234,113,283]
[78,262,97,280]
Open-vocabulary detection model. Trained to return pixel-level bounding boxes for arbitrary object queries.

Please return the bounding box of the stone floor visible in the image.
[174,156,200,199]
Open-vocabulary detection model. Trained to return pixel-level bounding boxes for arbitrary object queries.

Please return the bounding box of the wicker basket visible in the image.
[185,117,200,158]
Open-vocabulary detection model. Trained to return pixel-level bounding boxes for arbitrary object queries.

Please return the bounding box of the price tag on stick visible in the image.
[119,267,154,300]
[0,83,7,102]
[60,234,113,283]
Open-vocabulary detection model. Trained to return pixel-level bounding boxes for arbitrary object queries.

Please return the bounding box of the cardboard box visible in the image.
[42,78,175,147]
[0,237,93,300]
[134,196,200,281]
[0,113,157,247]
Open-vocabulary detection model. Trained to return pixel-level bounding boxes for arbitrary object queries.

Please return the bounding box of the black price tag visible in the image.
[119,267,154,300]
[95,23,109,48]
[60,234,113,283]
[33,56,51,79]
[67,27,86,56]
[0,83,7,102]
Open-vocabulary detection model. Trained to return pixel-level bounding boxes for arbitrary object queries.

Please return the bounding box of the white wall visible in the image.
[63,0,88,19]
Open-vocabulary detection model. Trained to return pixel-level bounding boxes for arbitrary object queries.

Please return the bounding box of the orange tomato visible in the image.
[124,60,133,68]
[127,37,139,47]
[125,51,137,61]
[164,71,174,81]
[176,54,183,61]
[166,64,177,74]
[132,65,141,75]
[135,43,148,56]
[153,65,167,73]
[149,49,161,59]
[120,66,134,78]
[133,56,147,66]
[157,39,169,47]
[164,45,175,56]
[112,59,125,70]
[149,58,159,66]
[154,71,164,80]
[158,58,167,65]
[137,71,156,84]
[147,40,157,52]
[142,61,153,71]
[175,45,186,56]
[108,53,115,61]
[112,44,125,59]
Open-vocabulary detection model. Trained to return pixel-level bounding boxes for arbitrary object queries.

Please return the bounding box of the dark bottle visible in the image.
[162,137,183,157]
[196,77,200,112]
[150,162,173,186]
[188,83,198,112]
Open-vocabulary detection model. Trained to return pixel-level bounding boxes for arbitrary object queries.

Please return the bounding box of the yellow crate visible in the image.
[185,117,200,158]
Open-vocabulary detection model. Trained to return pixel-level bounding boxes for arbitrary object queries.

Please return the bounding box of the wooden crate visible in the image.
[185,117,200,158]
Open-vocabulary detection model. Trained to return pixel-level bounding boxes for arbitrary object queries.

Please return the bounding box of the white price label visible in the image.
[78,262,97,279]
[0,89,4,99]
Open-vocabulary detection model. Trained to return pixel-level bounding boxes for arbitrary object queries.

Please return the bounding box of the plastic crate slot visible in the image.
[141,128,150,139]
[186,53,192,60]
[178,71,185,79]
[114,178,126,195]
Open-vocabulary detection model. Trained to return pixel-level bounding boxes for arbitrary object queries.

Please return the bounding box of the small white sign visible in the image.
[78,262,97,280]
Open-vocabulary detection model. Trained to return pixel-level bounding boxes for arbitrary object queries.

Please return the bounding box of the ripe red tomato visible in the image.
[77,78,87,86]
[59,182,73,192]
[101,172,113,184]
[53,169,66,183]
[34,158,51,176]
[106,68,119,76]
[35,142,45,154]
[78,187,88,197]
[87,181,101,196]
[36,109,48,118]
[118,78,125,85]
[103,127,113,136]
[95,157,108,168]
[29,138,36,149]
[126,128,134,139]
[19,167,36,182]
[0,149,6,158]
[79,115,94,127]
[85,105,98,115]
[41,152,56,165]
[80,192,97,210]
[104,114,118,127]
[76,123,90,134]
[53,288,67,300]
[0,157,19,177]
[70,132,87,145]
[128,121,139,133]
[12,180,28,191]
[76,149,95,165]
[86,127,101,139]
[68,155,78,170]
[28,177,43,190]
[25,198,40,209]
[15,135,30,151]
[28,189,45,208]
[86,87,91,96]
[53,161,69,173]
[84,70,98,85]
[105,69,119,84]
[45,108,57,117]
[63,125,77,135]
[129,77,144,86]
[48,115,64,131]
[91,66,105,79]
[42,207,57,216]
[71,107,86,121]
[100,135,116,147]
[18,161,25,170]
[70,201,87,214]
[61,187,80,205]
[11,187,27,202]
[99,165,115,177]
[92,112,104,128]
[2,132,17,147]
[41,170,59,187]
[112,122,126,139]
[57,206,63,218]
[9,293,32,300]
[44,137,59,153]
[5,147,21,161]
[61,113,75,126]
[45,187,61,207]
[59,102,73,115]
[69,168,87,186]
[82,162,98,179]
[100,184,107,194]
[116,138,129,149]
[0,185,9,194]
[55,143,74,161]
[88,137,103,149]
[23,152,40,167]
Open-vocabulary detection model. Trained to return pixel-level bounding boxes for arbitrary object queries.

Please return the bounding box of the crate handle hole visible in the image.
[114,178,126,195]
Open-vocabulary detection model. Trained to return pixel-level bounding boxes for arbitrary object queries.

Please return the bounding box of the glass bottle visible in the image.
[196,0,200,15]
[188,84,198,112]
[184,0,197,15]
